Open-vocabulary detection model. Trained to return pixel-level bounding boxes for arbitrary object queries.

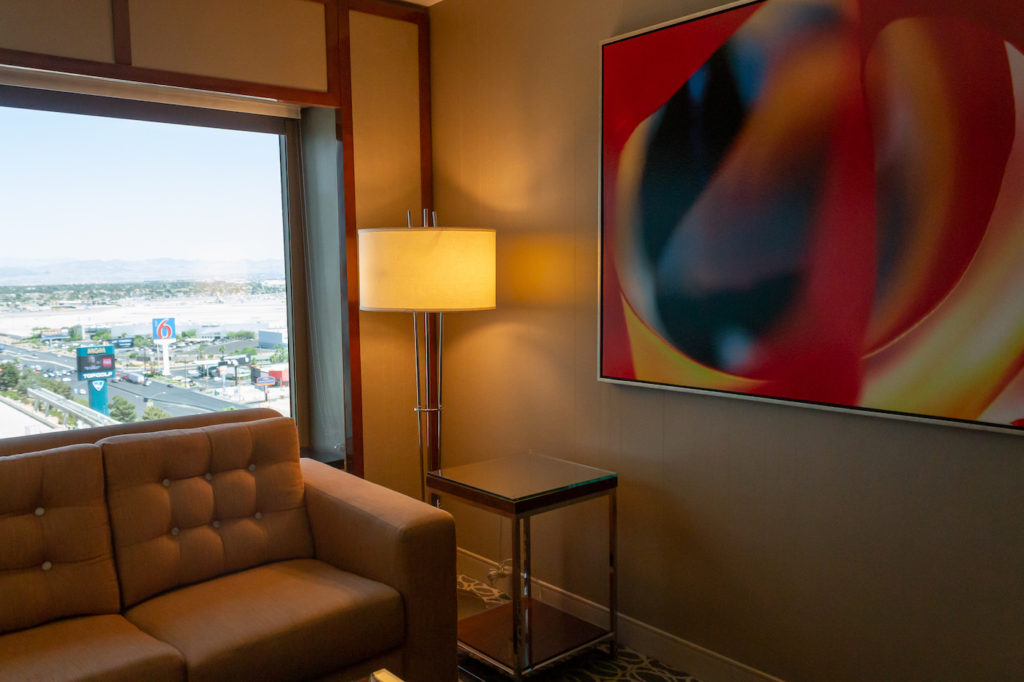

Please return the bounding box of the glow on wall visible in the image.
[600,0,1024,432]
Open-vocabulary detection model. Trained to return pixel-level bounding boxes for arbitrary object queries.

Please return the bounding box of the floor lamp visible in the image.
[358,220,496,501]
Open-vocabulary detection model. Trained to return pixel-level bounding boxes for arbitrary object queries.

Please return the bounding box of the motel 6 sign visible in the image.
[152,318,176,342]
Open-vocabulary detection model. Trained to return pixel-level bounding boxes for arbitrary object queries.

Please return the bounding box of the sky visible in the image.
[0,104,285,264]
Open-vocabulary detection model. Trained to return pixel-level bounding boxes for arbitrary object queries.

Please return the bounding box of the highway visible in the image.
[0,343,241,420]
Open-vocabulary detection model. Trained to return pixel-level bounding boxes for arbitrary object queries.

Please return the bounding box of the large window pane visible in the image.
[0,106,291,436]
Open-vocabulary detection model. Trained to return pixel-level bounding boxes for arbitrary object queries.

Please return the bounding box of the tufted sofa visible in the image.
[0,409,456,682]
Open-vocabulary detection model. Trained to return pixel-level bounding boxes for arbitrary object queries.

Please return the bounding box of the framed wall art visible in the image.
[599,0,1024,432]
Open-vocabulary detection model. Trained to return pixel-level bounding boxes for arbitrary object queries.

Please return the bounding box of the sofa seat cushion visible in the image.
[125,558,405,682]
[0,614,185,682]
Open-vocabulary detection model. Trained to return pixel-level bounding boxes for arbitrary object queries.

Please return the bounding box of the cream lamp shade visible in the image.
[358,228,496,312]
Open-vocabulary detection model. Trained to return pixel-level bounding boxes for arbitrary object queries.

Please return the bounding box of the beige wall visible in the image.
[422,0,1024,680]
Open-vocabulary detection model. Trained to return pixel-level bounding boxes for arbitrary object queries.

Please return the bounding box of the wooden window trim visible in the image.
[336,4,363,476]
[348,0,431,24]
[0,83,286,134]
[111,0,133,66]
[0,47,340,108]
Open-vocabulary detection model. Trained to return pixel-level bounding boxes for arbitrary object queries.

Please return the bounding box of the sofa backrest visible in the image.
[0,407,282,458]
[0,444,121,634]
[101,417,314,608]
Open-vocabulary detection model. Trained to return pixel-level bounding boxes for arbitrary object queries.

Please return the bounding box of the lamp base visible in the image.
[412,310,443,502]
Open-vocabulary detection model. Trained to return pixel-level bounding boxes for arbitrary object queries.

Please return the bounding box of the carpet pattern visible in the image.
[456,575,699,681]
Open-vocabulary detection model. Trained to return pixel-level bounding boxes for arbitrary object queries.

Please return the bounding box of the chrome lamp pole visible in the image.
[358,214,495,502]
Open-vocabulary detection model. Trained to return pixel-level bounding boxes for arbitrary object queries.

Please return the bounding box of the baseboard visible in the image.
[457,548,785,682]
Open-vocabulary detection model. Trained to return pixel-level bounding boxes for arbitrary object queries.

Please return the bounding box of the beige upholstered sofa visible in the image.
[0,408,456,682]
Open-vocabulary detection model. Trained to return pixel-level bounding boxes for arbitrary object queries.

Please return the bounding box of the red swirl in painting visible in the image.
[601,0,1024,429]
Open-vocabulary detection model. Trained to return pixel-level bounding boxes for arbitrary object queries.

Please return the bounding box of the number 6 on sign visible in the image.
[152,318,176,341]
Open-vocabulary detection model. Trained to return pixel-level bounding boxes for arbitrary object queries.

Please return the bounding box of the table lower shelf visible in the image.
[457,598,612,676]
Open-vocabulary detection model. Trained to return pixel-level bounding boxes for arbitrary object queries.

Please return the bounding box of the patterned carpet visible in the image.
[456,575,698,681]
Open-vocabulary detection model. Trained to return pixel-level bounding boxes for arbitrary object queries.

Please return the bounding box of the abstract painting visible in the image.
[600,0,1024,431]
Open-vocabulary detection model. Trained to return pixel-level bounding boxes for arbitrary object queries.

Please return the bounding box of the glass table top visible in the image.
[429,453,616,502]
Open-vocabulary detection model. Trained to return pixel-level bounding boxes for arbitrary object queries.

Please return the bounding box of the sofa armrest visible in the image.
[300,458,456,682]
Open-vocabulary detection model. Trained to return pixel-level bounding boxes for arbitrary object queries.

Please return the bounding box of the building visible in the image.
[258,328,288,350]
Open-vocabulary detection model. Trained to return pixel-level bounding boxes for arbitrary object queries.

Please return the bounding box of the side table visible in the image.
[426,454,618,680]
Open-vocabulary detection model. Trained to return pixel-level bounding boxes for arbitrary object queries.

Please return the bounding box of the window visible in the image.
[0,101,295,436]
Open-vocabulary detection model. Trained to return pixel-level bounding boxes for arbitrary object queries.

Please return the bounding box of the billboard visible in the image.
[39,328,69,342]
[152,318,176,341]
[76,345,116,380]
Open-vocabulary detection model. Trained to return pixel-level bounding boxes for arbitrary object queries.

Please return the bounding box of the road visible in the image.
[0,343,241,420]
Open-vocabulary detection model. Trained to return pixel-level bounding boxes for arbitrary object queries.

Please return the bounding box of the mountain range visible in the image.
[0,259,286,286]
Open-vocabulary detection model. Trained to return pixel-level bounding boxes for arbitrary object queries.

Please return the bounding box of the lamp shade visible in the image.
[358,227,496,312]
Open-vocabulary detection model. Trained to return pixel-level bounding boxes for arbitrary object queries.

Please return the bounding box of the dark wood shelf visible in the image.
[458,598,610,673]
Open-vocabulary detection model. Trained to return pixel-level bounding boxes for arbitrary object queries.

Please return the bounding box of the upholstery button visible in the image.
[34,507,45,516]
[248,464,256,472]
[171,527,180,537]
[212,520,221,529]
[41,561,52,571]
[205,473,213,481]
[254,512,263,520]
[162,479,171,488]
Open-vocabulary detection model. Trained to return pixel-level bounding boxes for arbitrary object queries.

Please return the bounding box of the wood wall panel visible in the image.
[128,0,328,92]
[349,11,422,225]
[350,9,425,497]
[0,0,114,63]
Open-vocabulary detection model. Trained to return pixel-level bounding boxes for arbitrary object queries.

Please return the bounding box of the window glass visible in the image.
[0,106,291,436]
